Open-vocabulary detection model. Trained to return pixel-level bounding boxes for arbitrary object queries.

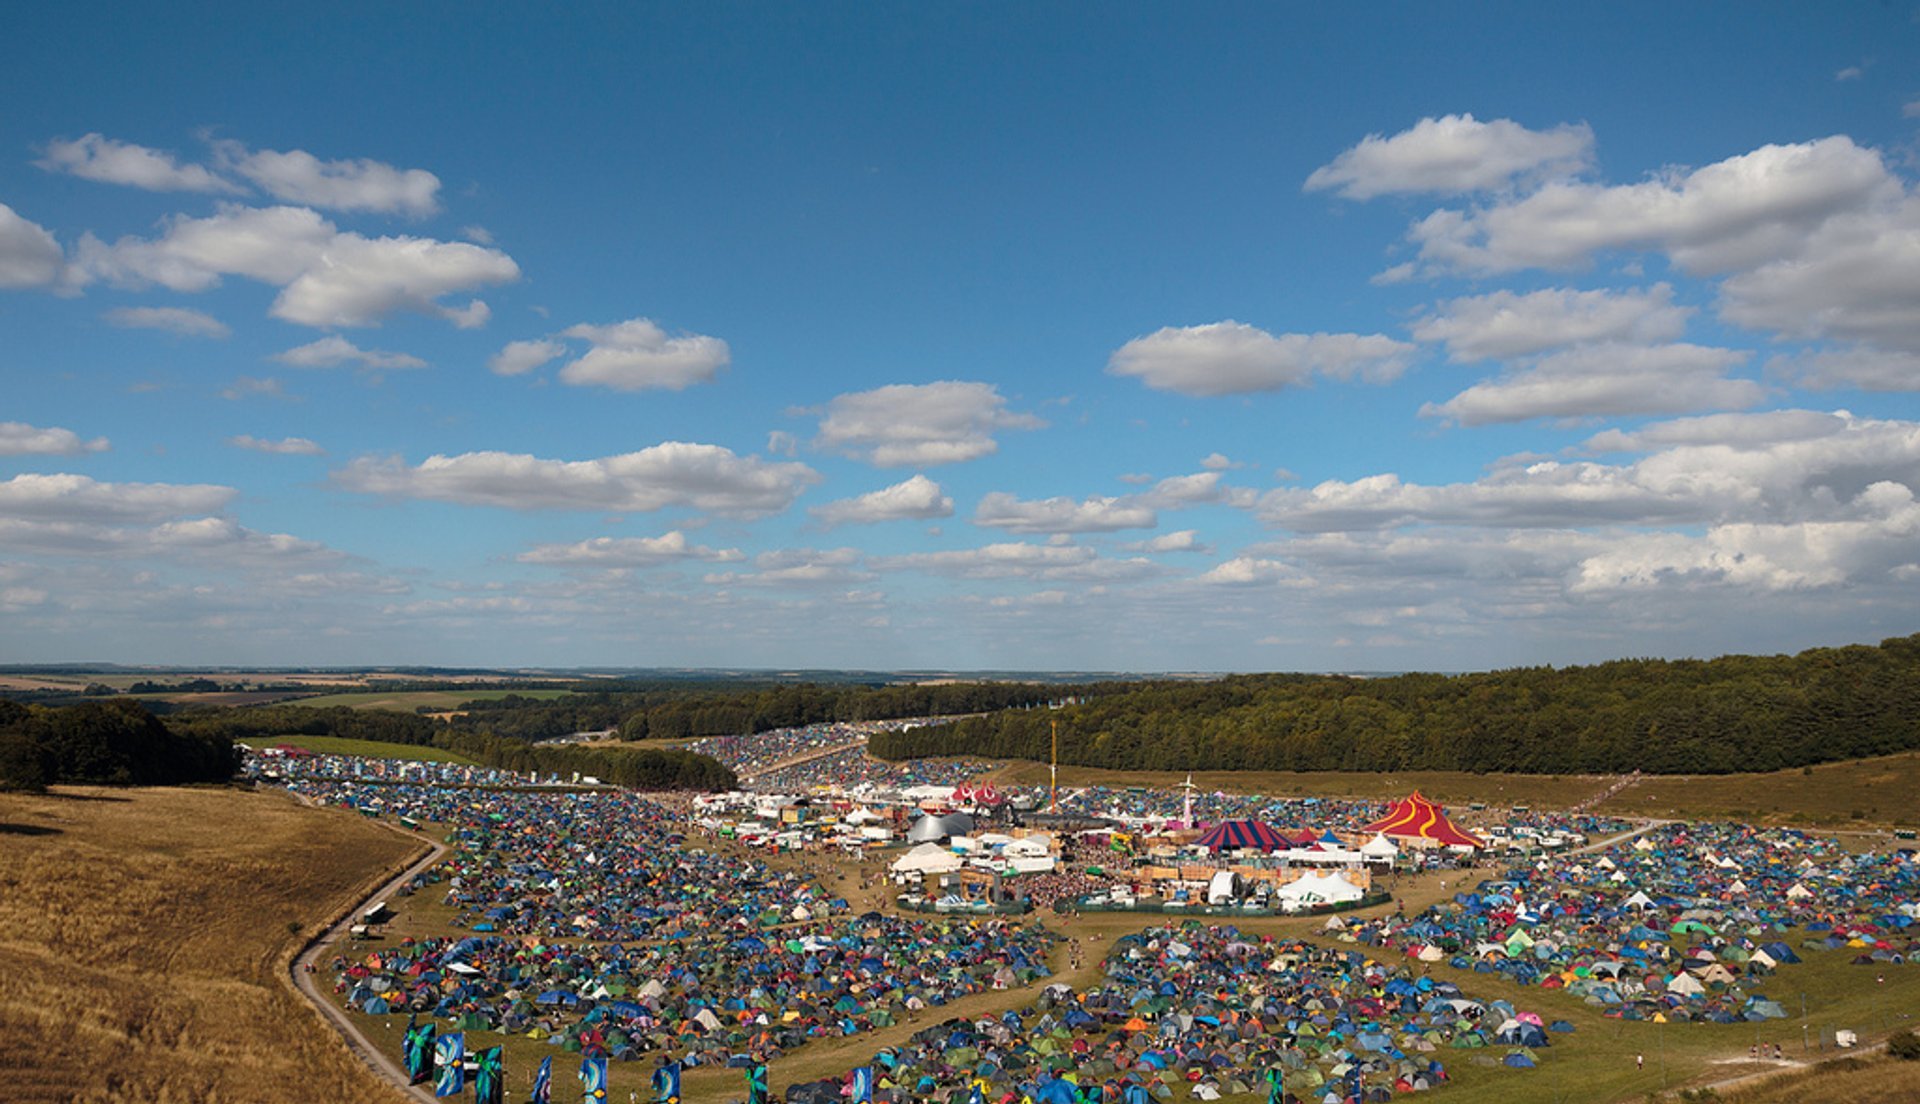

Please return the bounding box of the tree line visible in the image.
[440,681,1111,743]
[438,732,739,791]
[0,700,239,791]
[869,635,1920,776]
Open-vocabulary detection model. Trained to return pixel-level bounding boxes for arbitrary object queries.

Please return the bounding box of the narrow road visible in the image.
[285,808,450,1104]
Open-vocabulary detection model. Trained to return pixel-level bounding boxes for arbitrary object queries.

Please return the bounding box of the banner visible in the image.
[475,1046,503,1104]
[403,1019,436,1086]
[532,1055,553,1104]
[746,1061,769,1104]
[652,1059,682,1104]
[580,1055,609,1102]
[434,1032,465,1098]
[851,1066,874,1104]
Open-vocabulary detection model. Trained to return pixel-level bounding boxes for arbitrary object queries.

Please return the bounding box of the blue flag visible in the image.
[746,1061,769,1104]
[532,1055,553,1104]
[434,1032,464,1097]
[653,1060,682,1104]
[581,1055,609,1102]
[851,1066,874,1104]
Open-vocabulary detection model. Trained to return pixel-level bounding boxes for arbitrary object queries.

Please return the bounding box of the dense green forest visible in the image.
[0,700,238,790]
[444,681,1103,742]
[166,704,441,746]
[870,635,1920,776]
[438,732,738,791]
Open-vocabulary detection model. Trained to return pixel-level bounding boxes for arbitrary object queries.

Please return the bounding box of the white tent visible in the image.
[1277,872,1365,907]
[1207,870,1241,905]
[891,842,962,876]
[1359,834,1399,863]
[1666,972,1705,996]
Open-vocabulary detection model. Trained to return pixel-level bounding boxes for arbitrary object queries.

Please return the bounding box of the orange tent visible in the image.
[1363,790,1483,848]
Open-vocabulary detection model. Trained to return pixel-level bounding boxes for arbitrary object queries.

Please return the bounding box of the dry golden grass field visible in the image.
[0,785,420,1104]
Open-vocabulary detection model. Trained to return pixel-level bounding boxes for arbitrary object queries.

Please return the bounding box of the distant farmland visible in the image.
[288,688,578,712]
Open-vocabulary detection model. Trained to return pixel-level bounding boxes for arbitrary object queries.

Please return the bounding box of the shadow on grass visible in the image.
[0,822,63,836]
[40,790,132,802]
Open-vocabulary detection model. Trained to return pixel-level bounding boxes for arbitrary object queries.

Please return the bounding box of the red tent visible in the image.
[1363,791,1483,848]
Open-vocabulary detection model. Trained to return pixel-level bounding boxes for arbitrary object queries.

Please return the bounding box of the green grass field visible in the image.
[243,734,480,763]
[288,688,577,712]
[986,751,1920,829]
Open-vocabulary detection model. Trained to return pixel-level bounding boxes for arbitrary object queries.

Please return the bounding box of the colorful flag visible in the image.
[434,1032,465,1097]
[652,1060,682,1104]
[403,1019,436,1086]
[580,1055,609,1102]
[1265,1068,1285,1104]
[746,1061,769,1104]
[851,1066,874,1104]
[532,1055,553,1104]
[475,1046,504,1104]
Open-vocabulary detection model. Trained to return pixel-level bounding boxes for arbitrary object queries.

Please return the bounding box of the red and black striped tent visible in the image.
[1194,819,1290,852]
[1363,790,1483,848]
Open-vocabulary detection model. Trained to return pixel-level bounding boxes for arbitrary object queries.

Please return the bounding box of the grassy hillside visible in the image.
[0,785,418,1104]
[244,733,480,763]
[989,751,1920,827]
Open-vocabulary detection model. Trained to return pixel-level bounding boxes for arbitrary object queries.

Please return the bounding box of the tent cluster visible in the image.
[1344,821,1920,1024]
[747,744,996,794]
[333,915,1056,1065]
[824,922,1552,1103]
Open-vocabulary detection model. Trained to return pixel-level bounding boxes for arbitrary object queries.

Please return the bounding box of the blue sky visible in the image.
[3,3,1919,671]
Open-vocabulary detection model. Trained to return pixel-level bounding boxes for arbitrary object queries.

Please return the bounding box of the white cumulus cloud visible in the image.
[556,318,730,391]
[489,339,566,377]
[973,492,1158,534]
[0,473,233,523]
[1412,284,1692,361]
[77,204,518,328]
[816,381,1044,466]
[0,203,68,290]
[1305,113,1594,199]
[272,335,426,371]
[331,442,821,517]
[1407,136,1898,276]
[37,133,239,193]
[811,474,954,527]
[518,531,745,567]
[211,140,440,215]
[0,422,109,456]
[1421,343,1763,426]
[1108,321,1414,396]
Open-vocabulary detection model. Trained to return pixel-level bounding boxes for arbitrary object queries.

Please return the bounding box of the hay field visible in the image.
[292,688,577,712]
[0,785,420,1104]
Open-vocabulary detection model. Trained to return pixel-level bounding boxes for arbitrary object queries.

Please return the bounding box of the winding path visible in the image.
[283,803,449,1104]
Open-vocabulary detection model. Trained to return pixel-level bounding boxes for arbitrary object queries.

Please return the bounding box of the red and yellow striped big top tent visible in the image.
[1363,791,1483,849]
